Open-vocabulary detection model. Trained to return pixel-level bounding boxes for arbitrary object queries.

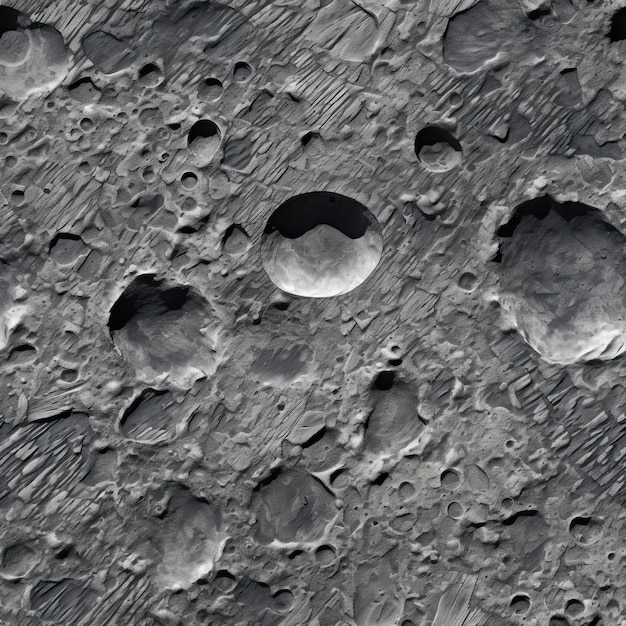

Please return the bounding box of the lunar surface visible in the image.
[0,1,624,625]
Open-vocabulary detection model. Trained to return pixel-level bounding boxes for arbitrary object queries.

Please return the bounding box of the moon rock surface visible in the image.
[0,1,624,625]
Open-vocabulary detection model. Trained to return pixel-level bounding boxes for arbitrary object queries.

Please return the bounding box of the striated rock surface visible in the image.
[0,1,624,625]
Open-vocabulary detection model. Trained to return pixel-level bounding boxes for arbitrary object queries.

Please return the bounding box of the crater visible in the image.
[443,1,507,73]
[155,486,224,588]
[253,467,337,544]
[261,192,383,298]
[569,516,603,545]
[304,1,379,63]
[120,389,182,444]
[495,196,625,364]
[49,233,89,265]
[82,30,136,75]
[364,381,425,454]
[1,542,36,578]
[511,594,531,615]
[415,126,462,172]
[199,77,223,100]
[188,119,221,160]
[138,62,163,87]
[0,6,71,99]
[108,275,215,386]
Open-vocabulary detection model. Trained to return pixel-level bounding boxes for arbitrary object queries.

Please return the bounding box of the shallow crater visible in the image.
[108,275,215,385]
[495,196,625,364]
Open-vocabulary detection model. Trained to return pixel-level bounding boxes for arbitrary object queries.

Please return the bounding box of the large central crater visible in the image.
[261,192,383,298]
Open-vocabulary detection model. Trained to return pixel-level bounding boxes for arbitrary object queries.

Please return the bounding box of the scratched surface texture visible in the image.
[0,0,624,624]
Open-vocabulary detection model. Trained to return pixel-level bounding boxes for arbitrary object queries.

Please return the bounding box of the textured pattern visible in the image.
[0,1,624,625]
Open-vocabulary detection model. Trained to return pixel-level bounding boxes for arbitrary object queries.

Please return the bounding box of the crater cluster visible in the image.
[0,1,624,626]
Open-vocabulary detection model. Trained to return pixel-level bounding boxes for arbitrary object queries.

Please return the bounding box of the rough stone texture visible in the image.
[0,0,624,625]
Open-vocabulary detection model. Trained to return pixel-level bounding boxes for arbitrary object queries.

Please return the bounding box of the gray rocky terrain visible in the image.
[0,0,624,624]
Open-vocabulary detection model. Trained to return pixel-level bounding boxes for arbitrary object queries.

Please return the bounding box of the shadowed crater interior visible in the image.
[108,275,214,384]
[261,192,383,298]
[495,195,625,364]
[414,125,462,172]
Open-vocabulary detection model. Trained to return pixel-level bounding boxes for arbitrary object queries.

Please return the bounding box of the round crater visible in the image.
[495,196,625,364]
[198,77,223,100]
[568,516,603,545]
[108,275,214,385]
[510,594,531,615]
[440,468,461,490]
[138,62,163,87]
[187,119,221,160]
[0,7,71,99]
[1,542,37,579]
[261,192,383,298]
[414,126,462,172]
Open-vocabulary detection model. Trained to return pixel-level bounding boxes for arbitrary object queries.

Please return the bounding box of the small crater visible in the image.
[222,224,250,255]
[7,344,36,364]
[253,467,337,544]
[440,469,461,490]
[447,501,463,519]
[214,570,236,593]
[565,599,585,617]
[458,271,477,291]
[233,61,252,82]
[398,481,415,500]
[261,192,383,298]
[187,119,221,160]
[272,589,295,613]
[315,544,336,565]
[120,389,181,444]
[1,542,36,578]
[138,62,163,87]
[510,593,531,614]
[181,171,198,189]
[49,233,89,265]
[415,126,462,172]
[60,368,78,382]
[108,275,214,386]
[569,516,603,545]
[199,77,223,100]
